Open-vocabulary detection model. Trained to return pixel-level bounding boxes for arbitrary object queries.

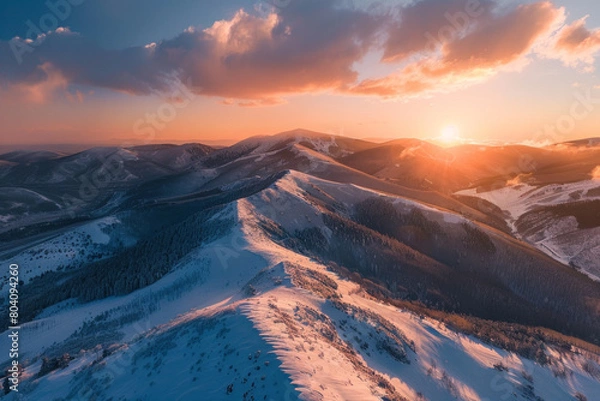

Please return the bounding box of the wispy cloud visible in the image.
[348,1,565,97]
[550,16,600,70]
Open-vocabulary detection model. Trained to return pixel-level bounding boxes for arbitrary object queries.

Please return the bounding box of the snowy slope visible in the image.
[201,129,375,170]
[3,173,599,401]
[0,187,62,224]
[0,216,135,291]
[456,180,600,280]
[456,180,600,222]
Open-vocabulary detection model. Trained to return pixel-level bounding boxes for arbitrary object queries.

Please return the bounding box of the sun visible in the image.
[439,125,461,145]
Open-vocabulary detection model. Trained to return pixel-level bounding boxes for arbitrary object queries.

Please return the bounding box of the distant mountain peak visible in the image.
[555,137,600,148]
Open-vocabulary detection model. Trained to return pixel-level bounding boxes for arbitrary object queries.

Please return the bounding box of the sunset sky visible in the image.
[1,0,600,147]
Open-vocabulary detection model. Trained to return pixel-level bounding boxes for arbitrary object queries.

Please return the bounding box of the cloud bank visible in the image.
[1,0,599,103]
[551,16,600,69]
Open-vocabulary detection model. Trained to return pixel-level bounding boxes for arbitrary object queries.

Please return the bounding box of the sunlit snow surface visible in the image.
[2,172,598,401]
[457,180,600,280]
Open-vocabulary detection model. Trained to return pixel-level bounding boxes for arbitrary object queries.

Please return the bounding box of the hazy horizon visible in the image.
[1,129,599,154]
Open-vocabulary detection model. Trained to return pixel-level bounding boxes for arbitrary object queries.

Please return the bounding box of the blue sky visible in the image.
[1,0,598,46]
[0,0,259,47]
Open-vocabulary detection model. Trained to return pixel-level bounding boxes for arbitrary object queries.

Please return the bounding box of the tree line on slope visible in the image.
[293,197,600,346]
[1,206,233,327]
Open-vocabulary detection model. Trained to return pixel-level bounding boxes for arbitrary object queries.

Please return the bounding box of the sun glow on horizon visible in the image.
[438,125,462,145]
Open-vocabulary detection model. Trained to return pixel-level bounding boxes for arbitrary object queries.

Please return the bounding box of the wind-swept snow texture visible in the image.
[2,172,599,401]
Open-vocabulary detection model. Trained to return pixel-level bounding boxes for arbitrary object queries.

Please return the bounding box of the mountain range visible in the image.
[1,129,599,401]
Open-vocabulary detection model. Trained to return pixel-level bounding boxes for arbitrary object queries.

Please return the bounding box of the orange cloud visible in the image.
[350,1,563,98]
[220,97,286,107]
[552,16,600,70]
[0,0,381,102]
[12,62,68,103]
[238,98,287,107]
[382,0,496,63]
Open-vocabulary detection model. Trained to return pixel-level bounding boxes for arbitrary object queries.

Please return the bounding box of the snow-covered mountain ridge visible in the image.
[1,132,599,400]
